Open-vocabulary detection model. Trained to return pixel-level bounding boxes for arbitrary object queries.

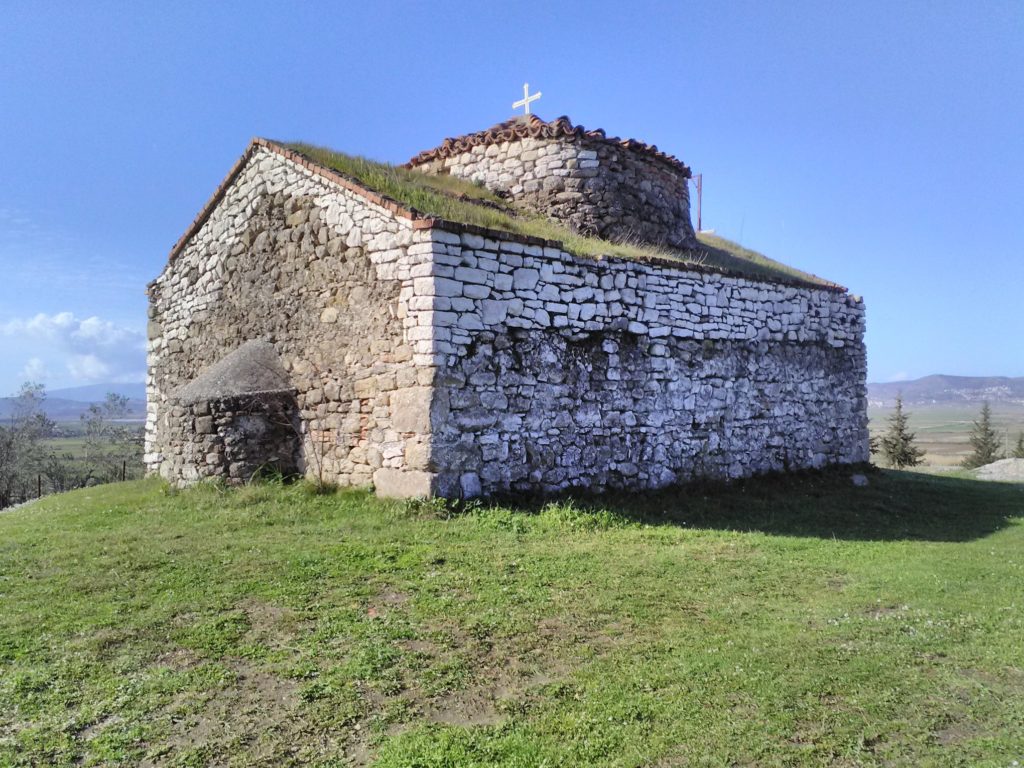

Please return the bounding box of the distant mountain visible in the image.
[0,382,146,423]
[48,382,146,401]
[868,375,1024,407]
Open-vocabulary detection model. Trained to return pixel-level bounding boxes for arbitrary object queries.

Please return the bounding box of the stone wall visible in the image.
[406,230,868,497]
[149,140,868,499]
[411,133,697,249]
[158,392,300,484]
[146,146,445,494]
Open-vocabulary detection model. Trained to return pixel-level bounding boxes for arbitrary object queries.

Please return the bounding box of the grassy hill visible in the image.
[868,374,1024,407]
[2,472,1023,766]
[0,384,146,422]
[0,396,147,423]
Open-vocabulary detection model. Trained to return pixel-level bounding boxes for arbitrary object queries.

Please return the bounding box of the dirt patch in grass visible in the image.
[920,669,1024,752]
[239,597,308,652]
[153,646,202,671]
[240,597,293,629]
[826,576,848,592]
[865,604,907,620]
[80,714,125,742]
[958,665,1024,690]
[416,633,571,728]
[933,722,979,746]
[343,615,608,764]
[366,588,411,620]
[375,590,410,606]
[139,599,336,766]
[423,686,505,727]
[398,639,435,654]
[140,609,604,766]
[83,626,140,658]
[141,655,335,767]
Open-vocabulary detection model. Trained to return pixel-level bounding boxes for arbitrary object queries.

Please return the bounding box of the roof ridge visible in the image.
[406,115,691,176]
[157,139,844,294]
[164,139,431,265]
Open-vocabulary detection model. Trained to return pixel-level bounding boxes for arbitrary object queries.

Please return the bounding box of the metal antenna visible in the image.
[695,173,703,232]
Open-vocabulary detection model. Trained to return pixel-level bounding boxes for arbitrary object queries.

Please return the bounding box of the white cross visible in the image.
[512,82,541,116]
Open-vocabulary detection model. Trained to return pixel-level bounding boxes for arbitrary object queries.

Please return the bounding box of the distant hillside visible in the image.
[47,382,146,402]
[0,382,146,423]
[868,375,1024,407]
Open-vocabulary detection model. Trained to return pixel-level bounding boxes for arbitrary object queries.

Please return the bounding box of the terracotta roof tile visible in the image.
[406,115,692,177]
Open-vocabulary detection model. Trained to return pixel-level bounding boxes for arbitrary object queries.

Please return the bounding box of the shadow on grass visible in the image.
[498,467,1024,543]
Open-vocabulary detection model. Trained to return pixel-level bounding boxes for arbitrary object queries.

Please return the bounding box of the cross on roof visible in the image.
[512,82,541,116]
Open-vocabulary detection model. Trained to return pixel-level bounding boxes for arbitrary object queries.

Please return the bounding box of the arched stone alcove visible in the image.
[163,340,300,485]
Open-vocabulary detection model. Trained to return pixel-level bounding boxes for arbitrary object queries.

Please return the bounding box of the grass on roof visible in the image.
[285,142,834,288]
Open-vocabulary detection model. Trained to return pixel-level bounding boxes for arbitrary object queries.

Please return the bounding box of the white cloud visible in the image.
[1,312,136,345]
[67,354,111,381]
[73,316,139,346]
[889,371,911,382]
[20,357,49,382]
[0,311,145,386]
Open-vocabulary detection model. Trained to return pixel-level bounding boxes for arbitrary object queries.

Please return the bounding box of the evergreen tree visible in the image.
[1011,432,1024,460]
[879,395,925,469]
[962,401,1003,469]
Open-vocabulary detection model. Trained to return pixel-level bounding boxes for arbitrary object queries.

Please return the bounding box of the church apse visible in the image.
[407,115,698,250]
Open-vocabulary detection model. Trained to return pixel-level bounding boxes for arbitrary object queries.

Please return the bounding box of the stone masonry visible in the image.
[403,229,866,496]
[408,116,698,249]
[147,125,868,498]
[147,142,442,496]
[162,392,299,485]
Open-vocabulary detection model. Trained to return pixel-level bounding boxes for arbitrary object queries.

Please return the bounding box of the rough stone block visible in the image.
[373,468,435,498]
[432,277,464,297]
[513,268,541,290]
[481,300,508,324]
[454,266,488,284]
[460,472,482,498]
[390,386,432,433]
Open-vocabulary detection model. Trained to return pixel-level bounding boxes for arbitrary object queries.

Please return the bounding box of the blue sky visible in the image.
[1,0,1022,396]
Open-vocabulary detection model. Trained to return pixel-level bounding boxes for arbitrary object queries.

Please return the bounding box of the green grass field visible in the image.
[869,403,1024,468]
[33,433,145,490]
[1,471,1023,766]
[40,436,91,456]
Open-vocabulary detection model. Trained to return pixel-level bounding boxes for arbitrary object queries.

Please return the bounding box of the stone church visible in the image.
[145,114,868,497]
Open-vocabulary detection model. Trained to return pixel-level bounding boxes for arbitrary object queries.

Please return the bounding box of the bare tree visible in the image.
[41,452,94,493]
[0,383,54,507]
[81,393,144,482]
